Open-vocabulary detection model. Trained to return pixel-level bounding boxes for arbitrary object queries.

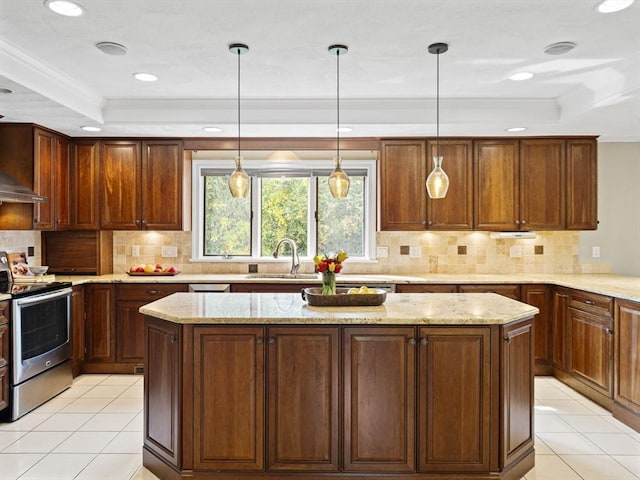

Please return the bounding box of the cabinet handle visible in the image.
[147,290,160,295]
[171,335,177,343]
[504,335,512,343]
[141,219,147,226]
[420,338,428,345]
[515,220,520,225]
[256,337,263,345]
[521,220,526,225]
[427,221,432,226]
[606,328,613,335]
[408,338,416,345]
[584,300,595,305]
[267,337,275,344]
[136,219,141,226]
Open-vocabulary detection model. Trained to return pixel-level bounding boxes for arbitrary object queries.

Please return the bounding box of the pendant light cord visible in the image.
[436,49,440,160]
[237,49,241,158]
[336,49,340,159]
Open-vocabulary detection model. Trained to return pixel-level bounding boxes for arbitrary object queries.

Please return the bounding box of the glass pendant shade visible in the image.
[328,156,350,198]
[228,156,250,198]
[426,156,449,199]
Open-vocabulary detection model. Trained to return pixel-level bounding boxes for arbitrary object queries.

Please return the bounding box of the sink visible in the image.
[245,273,319,279]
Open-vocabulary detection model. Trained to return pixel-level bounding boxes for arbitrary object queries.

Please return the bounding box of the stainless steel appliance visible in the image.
[0,251,73,420]
[188,284,231,293]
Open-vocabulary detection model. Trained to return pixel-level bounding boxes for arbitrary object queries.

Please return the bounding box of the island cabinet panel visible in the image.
[566,139,598,230]
[518,139,565,230]
[84,284,116,363]
[193,326,265,471]
[552,288,571,371]
[267,327,339,472]
[522,284,552,374]
[343,327,415,473]
[473,140,520,231]
[144,317,181,468]
[426,139,474,230]
[614,300,640,429]
[379,140,427,231]
[417,327,491,473]
[501,320,534,469]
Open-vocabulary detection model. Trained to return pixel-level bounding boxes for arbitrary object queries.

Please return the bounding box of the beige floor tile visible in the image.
[52,431,118,454]
[17,453,96,479]
[0,413,51,432]
[560,454,640,480]
[57,386,94,399]
[525,454,582,480]
[75,453,142,480]
[2,431,72,454]
[0,453,45,480]
[102,431,143,454]
[101,397,143,414]
[0,431,26,451]
[612,455,640,477]
[32,413,94,432]
[131,466,161,480]
[60,397,113,414]
[560,415,628,433]
[99,375,142,386]
[537,432,605,455]
[535,414,576,433]
[81,385,130,399]
[536,399,599,416]
[72,375,111,386]
[582,433,640,455]
[79,413,137,432]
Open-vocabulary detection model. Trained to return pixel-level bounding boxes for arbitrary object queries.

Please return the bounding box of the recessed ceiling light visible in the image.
[544,41,577,55]
[510,72,534,81]
[202,126,223,133]
[81,126,102,132]
[133,72,158,82]
[0,87,13,94]
[337,127,352,133]
[96,42,128,56]
[44,0,85,16]
[595,0,634,13]
[505,127,527,132]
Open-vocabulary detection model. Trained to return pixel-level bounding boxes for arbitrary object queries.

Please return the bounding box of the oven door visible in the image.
[12,287,73,385]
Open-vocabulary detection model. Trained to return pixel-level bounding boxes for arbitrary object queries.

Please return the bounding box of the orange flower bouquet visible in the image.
[313,250,348,295]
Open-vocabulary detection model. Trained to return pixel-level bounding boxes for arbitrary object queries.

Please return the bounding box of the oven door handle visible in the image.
[13,287,73,306]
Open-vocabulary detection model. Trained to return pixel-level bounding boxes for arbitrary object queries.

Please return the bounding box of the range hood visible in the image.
[0,171,46,203]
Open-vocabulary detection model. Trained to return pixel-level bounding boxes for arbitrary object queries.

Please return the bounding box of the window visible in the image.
[192,157,376,261]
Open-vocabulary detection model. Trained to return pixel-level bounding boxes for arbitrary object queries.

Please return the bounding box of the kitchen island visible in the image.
[140,292,538,480]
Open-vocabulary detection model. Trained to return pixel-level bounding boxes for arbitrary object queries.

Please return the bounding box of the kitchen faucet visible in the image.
[273,238,300,276]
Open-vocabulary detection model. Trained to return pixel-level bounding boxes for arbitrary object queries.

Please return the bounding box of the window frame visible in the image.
[191,158,377,262]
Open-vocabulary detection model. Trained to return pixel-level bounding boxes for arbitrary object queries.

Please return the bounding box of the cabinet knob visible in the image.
[420,338,428,345]
[267,337,275,344]
[136,219,141,226]
[515,220,520,225]
[147,290,160,295]
[171,335,177,343]
[427,221,432,226]
[606,328,613,335]
[504,335,512,343]
[256,337,263,345]
[521,220,526,225]
[408,338,416,345]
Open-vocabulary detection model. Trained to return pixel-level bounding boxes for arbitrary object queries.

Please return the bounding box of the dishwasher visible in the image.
[188,284,231,293]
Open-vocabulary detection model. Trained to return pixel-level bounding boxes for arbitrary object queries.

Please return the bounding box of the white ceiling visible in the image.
[0,0,639,141]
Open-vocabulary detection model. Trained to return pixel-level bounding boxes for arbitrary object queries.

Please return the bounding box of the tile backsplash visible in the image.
[111,230,612,275]
[0,230,41,265]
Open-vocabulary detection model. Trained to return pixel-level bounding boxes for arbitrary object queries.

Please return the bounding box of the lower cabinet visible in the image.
[0,301,8,412]
[71,286,85,377]
[522,284,551,374]
[458,284,521,300]
[551,287,571,371]
[614,299,640,429]
[85,284,116,365]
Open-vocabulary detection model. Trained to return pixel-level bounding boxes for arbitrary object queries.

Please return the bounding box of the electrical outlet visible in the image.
[592,246,601,258]
[132,245,140,257]
[376,246,388,258]
[409,246,422,258]
[161,246,178,258]
[509,246,523,258]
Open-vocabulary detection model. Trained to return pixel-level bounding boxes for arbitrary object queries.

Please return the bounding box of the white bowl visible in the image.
[29,266,49,276]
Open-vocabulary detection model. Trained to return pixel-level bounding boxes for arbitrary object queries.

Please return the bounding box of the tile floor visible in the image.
[1,375,640,479]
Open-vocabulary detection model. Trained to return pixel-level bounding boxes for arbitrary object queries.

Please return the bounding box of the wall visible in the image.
[113,230,610,275]
[579,142,640,276]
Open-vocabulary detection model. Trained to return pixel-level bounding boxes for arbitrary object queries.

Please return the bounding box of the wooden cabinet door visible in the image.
[344,327,415,472]
[474,140,519,230]
[268,327,339,472]
[395,284,457,293]
[33,128,56,230]
[193,326,265,471]
[552,288,570,371]
[501,320,534,469]
[72,140,100,230]
[71,286,85,377]
[85,284,116,362]
[519,139,565,230]
[379,140,427,230]
[567,139,598,230]
[522,284,551,373]
[418,327,490,472]
[53,135,72,230]
[570,307,613,397]
[145,317,182,468]
[426,139,473,230]
[100,140,141,229]
[141,140,183,230]
[0,367,8,412]
[458,284,521,300]
[615,300,640,411]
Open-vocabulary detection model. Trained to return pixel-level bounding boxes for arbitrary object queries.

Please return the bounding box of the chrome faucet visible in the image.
[273,238,300,276]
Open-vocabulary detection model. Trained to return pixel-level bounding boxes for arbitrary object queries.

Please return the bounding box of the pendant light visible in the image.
[426,42,450,199]
[228,43,250,198]
[328,44,350,198]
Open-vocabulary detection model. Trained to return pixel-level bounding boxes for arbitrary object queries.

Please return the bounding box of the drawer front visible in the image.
[458,284,521,300]
[0,300,8,324]
[569,290,613,318]
[116,283,188,300]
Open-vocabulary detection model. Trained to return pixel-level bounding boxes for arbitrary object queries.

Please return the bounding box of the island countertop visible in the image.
[139,291,539,325]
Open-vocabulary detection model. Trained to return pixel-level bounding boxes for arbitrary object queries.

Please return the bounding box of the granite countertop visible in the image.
[139,291,539,326]
[48,272,640,303]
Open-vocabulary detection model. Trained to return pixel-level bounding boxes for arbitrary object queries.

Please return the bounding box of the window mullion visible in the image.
[252,176,260,257]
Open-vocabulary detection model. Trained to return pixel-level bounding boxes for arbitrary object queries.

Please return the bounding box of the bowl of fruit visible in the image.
[127,264,179,276]
[301,285,387,307]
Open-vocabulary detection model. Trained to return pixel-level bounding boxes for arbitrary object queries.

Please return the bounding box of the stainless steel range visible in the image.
[0,251,73,420]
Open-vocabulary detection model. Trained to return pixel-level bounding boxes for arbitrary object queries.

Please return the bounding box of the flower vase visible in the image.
[321,271,336,295]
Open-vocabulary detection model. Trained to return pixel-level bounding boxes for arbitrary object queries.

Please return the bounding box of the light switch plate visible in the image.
[132,245,140,257]
[161,245,178,258]
[509,246,523,258]
[592,246,601,258]
[376,246,389,258]
[409,246,422,258]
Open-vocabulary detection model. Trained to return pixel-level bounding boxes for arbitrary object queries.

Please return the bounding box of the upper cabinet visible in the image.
[141,141,183,230]
[426,139,473,230]
[72,140,101,230]
[566,139,598,230]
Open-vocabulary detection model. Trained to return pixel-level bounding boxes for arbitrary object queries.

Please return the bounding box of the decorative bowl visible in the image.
[29,265,49,276]
[301,287,387,307]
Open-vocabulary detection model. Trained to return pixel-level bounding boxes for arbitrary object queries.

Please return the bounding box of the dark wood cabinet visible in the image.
[458,284,520,300]
[501,320,534,469]
[100,140,142,229]
[519,139,565,230]
[426,139,474,230]
[566,139,597,230]
[474,139,520,231]
[84,284,116,364]
[43,230,113,275]
[115,284,188,364]
[522,284,552,374]
[344,327,415,472]
[72,140,101,230]
[0,300,9,410]
[395,284,457,293]
[418,326,491,473]
[192,326,265,471]
[71,286,85,377]
[552,287,571,371]
[379,140,427,230]
[0,366,8,413]
[268,327,339,472]
[614,299,640,430]
[145,316,182,468]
